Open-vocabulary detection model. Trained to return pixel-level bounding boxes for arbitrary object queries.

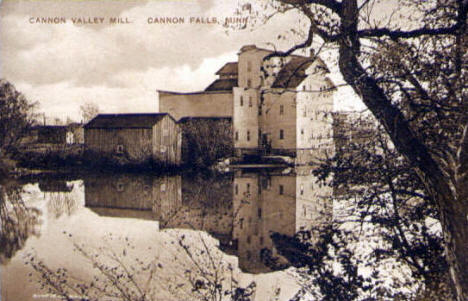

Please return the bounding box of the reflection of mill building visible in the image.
[232,169,333,273]
[84,171,333,274]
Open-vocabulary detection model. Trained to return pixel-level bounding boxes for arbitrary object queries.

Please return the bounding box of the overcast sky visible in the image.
[0,0,400,123]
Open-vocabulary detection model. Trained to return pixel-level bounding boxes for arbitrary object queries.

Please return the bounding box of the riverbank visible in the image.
[10,145,186,176]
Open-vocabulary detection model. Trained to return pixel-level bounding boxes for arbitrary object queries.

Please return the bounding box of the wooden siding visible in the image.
[152,175,182,221]
[84,116,181,165]
[85,128,153,162]
[84,174,182,215]
[85,174,156,210]
[152,115,181,165]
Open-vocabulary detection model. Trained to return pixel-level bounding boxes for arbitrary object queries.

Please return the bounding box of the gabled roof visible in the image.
[84,113,172,129]
[205,78,238,91]
[271,55,333,89]
[272,56,314,89]
[215,62,238,75]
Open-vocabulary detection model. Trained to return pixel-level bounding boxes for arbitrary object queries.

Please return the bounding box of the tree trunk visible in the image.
[336,9,468,296]
[439,194,468,301]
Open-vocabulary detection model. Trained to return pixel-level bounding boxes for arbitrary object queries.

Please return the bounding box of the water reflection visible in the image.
[1,169,450,300]
[0,179,41,264]
[232,168,332,273]
[82,169,332,273]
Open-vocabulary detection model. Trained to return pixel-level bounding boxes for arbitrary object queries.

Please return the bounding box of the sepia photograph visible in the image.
[0,0,467,300]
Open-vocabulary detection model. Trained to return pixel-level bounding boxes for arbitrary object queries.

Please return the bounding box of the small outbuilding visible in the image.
[84,113,181,165]
[32,125,67,144]
[66,123,85,144]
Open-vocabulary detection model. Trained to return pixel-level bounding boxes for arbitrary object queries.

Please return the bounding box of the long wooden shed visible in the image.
[84,113,181,165]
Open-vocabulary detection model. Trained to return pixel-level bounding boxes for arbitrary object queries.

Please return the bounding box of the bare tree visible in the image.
[80,102,100,124]
[25,232,259,301]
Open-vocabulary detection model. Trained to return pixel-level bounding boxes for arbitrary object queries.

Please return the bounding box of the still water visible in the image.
[1,168,332,300]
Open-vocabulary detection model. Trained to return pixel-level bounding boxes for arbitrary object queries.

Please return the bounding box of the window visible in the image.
[247,61,252,72]
[279,129,284,140]
[248,96,252,107]
[117,182,125,192]
[247,79,252,88]
[247,183,250,193]
[303,109,307,117]
[240,96,243,106]
[258,105,262,115]
[235,131,239,141]
[279,105,284,115]
[247,130,250,141]
[258,208,262,218]
[235,184,238,195]
[239,218,244,229]
[279,185,284,195]
[301,129,304,135]
[300,184,304,195]
[247,236,251,244]
[260,236,264,245]
[116,144,124,154]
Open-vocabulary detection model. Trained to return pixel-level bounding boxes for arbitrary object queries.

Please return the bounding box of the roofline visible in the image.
[83,112,177,129]
[157,90,233,96]
[94,113,168,116]
[32,125,67,129]
[238,45,330,73]
[215,62,238,75]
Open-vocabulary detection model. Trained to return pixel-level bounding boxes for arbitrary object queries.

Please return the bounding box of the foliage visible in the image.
[237,0,467,298]
[262,115,453,300]
[0,79,36,158]
[179,118,233,168]
[25,232,258,301]
[15,147,180,172]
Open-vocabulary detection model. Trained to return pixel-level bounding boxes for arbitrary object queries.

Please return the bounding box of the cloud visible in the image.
[0,0,363,120]
[1,0,303,88]
[13,51,238,122]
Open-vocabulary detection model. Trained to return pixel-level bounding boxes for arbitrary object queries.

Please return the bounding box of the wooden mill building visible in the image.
[84,113,181,165]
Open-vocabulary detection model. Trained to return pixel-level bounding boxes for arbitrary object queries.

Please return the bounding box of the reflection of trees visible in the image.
[267,120,452,300]
[47,192,78,219]
[160,173,234,248]
[0,179,41,264]
[25,232,259,301]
